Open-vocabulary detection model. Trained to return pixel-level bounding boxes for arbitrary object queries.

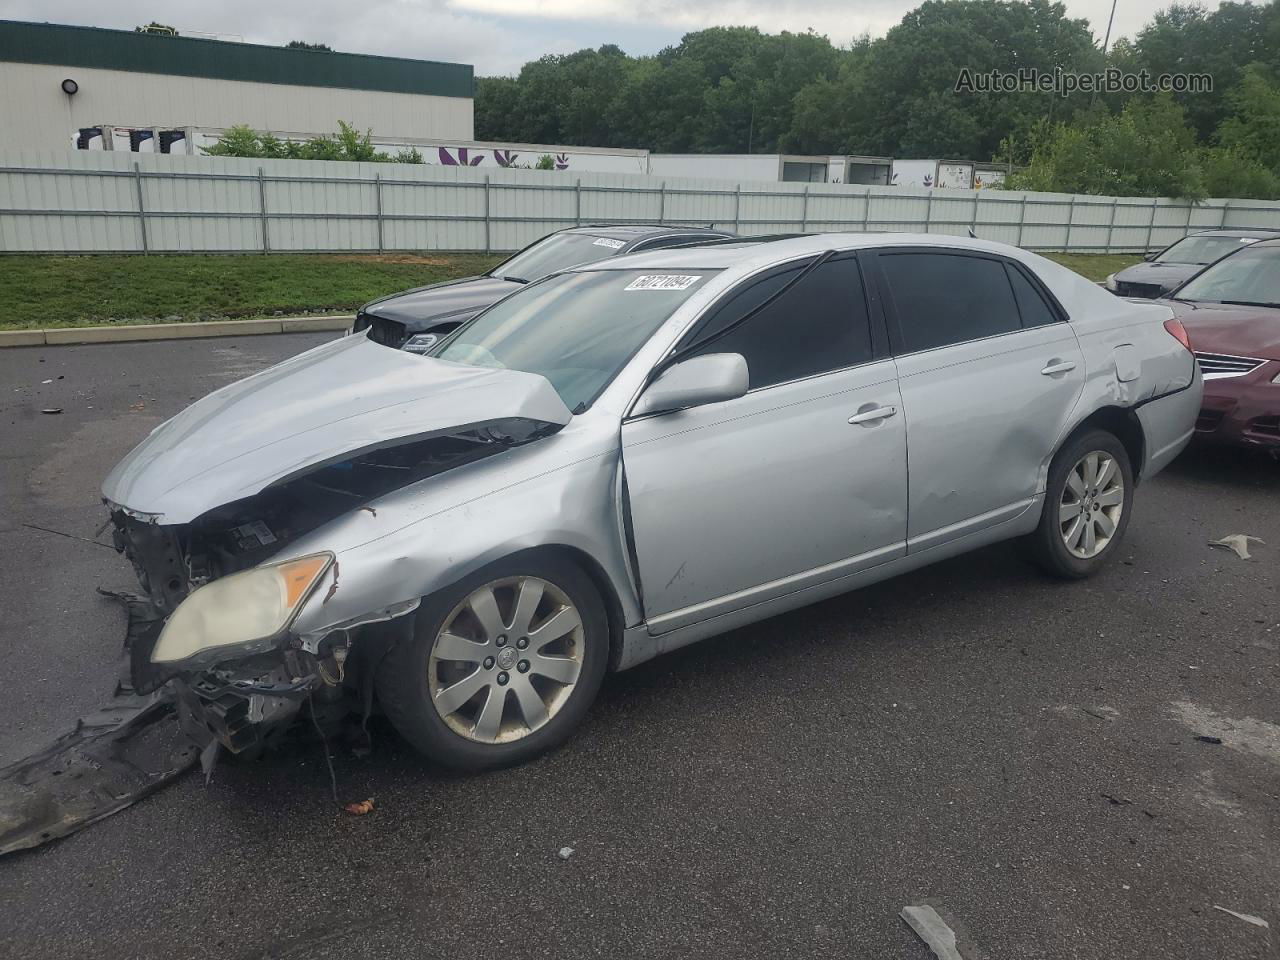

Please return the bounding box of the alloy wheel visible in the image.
[428,576,584,744]
[1059,450,1124,559]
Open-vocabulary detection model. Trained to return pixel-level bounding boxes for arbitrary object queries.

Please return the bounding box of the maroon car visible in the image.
[1161,239,1280,450]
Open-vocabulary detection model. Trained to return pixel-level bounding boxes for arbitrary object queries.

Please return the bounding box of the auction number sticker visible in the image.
[624,274,702,291]
[592,237,626,248]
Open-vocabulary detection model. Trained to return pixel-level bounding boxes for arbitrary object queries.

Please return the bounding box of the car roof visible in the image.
[560,224,729,241]
[1185,229,1280,239]
[571,232,1038,274]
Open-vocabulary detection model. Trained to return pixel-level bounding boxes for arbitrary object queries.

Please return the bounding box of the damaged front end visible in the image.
[101,335,573,754]
[108,430,517,752]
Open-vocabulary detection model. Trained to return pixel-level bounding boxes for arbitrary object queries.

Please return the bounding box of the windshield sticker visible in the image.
[624,274,702,291]
[592,237,625,248]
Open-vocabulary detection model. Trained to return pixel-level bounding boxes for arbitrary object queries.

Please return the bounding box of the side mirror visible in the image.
[632,353,749,417]
[1143,251,1158,261]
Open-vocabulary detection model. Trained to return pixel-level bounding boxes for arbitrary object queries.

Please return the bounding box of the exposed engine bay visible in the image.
[109,428,513,613]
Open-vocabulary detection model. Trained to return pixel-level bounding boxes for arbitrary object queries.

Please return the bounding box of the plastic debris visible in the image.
[0,697,196,856]
[199,739,221,784]
[1195,735,1223,745]
[1213,905,1269,929]
[557,846,575,860]
[901,905,964,960]
[40,408,62,415]
[1208,535,1264,560]
[344,798,375,816]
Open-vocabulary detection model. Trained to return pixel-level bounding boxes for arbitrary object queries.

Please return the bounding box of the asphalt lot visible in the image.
[1,333,1277,960]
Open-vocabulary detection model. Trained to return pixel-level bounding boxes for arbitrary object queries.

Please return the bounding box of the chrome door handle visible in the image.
[1041,360,1077,376]
[848,405,897,425]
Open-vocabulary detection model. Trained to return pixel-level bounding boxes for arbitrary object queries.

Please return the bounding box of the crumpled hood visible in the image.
[361,276,520,332]
[102,335,573,523]
[1114,261,1198,292]
[1168,299,1280,361]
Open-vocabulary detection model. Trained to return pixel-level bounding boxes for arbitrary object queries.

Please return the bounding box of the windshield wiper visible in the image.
[500,275,531,284]
[1219,299,1280,309]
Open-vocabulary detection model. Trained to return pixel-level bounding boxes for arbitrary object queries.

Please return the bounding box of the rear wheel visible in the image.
[1026,429,1133,579]
[376,554,608,770]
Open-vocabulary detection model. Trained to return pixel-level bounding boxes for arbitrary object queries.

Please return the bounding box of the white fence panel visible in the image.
[2,150,1279,254]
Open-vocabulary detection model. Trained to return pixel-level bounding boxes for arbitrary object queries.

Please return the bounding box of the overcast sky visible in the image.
[5,0,1202,75]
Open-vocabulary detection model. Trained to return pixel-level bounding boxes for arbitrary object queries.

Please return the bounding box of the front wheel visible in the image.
[1025,428,1134,579]
[376,554,609,770]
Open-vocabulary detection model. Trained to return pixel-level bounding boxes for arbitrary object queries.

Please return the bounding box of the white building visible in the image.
[646,153,1011,189]
[0,19,474,154]
[648,154,894,185]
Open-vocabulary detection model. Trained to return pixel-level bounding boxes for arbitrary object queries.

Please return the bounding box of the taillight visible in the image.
[1163,317,1192,352]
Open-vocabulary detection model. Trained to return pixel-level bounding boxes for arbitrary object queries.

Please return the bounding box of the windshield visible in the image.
[438,269,718,412]
[1176,245,1280,307]
[489,233,628,282]
[1158,235,1256,265]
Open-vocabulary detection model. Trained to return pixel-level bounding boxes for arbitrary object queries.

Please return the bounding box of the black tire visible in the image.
[376,552,609,770]
[1025,428,1134,579]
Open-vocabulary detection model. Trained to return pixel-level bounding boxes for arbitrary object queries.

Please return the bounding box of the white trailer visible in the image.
[892,158,977,189]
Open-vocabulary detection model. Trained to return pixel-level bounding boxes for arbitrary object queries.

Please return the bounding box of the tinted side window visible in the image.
[1006,265,1060,328]
[690,257,873,389]
[879,253,1021,353]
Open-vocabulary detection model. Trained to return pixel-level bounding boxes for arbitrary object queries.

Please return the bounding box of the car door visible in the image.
[869,248,1086,551]
[621,253,908,634]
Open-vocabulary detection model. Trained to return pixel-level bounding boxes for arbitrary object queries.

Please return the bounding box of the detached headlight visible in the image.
[151,553,333,664]
[402,332,441,355]
[1104,274,1118,291]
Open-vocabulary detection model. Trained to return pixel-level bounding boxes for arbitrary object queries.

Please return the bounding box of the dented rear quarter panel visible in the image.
[1059,287,1200,480]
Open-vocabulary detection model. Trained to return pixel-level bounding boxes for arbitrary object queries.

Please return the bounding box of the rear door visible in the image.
[868,248,1085,550]
[621,253,907,632]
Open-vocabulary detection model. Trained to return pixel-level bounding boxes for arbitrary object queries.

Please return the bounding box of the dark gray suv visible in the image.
[1105,229,1280,298]
[353,225,734,352]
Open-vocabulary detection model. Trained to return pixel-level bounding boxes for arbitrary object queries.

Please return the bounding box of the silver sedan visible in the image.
[102,234,1202,769]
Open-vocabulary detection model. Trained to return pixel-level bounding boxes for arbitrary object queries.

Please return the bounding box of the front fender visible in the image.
[285,427,640,642]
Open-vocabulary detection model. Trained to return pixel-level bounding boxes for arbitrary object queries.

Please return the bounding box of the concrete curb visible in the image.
[0,315,355,348]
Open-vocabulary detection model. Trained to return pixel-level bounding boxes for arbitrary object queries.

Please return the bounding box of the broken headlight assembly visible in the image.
[151,553,333,665]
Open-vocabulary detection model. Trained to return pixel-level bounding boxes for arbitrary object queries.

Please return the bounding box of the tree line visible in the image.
[474,0,1280,200]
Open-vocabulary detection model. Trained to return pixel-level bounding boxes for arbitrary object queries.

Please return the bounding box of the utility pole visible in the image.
[1101,0,1119,55]
[1092,0,1119,106]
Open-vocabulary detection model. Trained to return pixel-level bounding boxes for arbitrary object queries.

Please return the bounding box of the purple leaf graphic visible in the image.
[555,153,569,171]
[494,150,519,167]
[923,174,934,187]
[438,147,486,166]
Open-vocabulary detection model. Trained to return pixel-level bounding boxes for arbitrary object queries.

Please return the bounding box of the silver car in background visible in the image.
[102,235,1201,770]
